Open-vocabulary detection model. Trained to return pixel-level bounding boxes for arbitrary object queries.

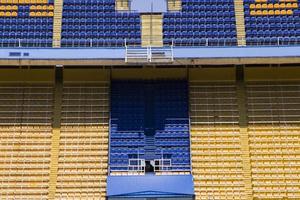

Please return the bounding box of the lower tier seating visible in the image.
[191,126,247,200]
[247,82,300,199]
[56,126,108,200]
[190,83,246,199]
[56,83,109,199]
[0,126,52,199]
[110,80,191,174]
[249,125,300,199]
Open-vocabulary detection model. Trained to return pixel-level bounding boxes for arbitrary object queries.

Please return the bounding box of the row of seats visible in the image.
[110,81,191,172]
[163,0,237,46]
[0,1,54,47]
[0,84,54,199]
[248,82,300,199]
[244,0,300,45]
[190,83,247,199]
[61,0,140,47]
[57,83,109,199]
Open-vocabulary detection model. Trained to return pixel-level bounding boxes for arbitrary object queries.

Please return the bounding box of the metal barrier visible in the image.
[1,37,300,48]
[125,41,174,63]
[109,159,145,175]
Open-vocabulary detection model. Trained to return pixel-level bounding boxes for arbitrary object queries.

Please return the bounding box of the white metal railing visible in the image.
[109,158,146,175]
[125,41,174,63]
[154,159,172,172]
[1,37,300,48]
[154,159,191,173]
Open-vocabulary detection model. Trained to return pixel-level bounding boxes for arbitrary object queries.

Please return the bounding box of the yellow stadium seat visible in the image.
[29,11,35,16]
[268,10,274,15]
[250,4,256,9]
[48,11,53,16]
[286,9,293,15]
[285,3,292,8]
[267,3,274,9]
[256,4,262,9]
[0,6,5,10]
[262,10,268,15]
[280,3,286,8]
[36,11,41,16]
[5,11,11,16]
[12,5,18,10]
[48,5,54,10]
[30,5,36,10]
[250,10,256,15]
[25,0,30,3]
[274,3,280,8]
[36,5,42,9]
[42,5,47,10]
[11,11,17,16]
[256,10,262,15]
[261,3,268,9]
[6,0,12,3]
[291,3,298,8]
[275,10,281,15]
[0,11,5,16]
[41,11,47,16]
[280,10,287,14]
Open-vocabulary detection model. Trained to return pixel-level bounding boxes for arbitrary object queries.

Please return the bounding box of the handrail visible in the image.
[2,37,300,48]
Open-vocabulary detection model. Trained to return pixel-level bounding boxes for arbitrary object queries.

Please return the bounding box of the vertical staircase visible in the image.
[48,128,61,200]
[52,0,64,47]
[115,0,129,11]
[141,14,163,47]
[144,136,156,160]
[167,0,181,11]
[236,69,253,200]
[234,0,246,46]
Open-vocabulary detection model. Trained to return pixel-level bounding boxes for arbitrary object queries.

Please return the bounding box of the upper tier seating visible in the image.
[163,0,238,46]
[0,0,54,47]
[110,80,190,174]
[244,0,300,45]
[61,0,141,47]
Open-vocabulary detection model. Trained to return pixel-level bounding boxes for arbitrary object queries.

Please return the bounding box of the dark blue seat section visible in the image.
[163,0,238,46]
[244,0,300,45]
[61,0,141,47]
[0,1,54,47]
[110,81,145,171]
[110,80,190,172]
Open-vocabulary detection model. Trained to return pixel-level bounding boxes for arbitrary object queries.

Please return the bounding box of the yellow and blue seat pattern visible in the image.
[244,0,300,45]
[0,0,54,47]
[163,0,238,46]
[0,0,300,47]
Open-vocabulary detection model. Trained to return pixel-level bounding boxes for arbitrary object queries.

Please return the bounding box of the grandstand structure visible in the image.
[0,0,300,200]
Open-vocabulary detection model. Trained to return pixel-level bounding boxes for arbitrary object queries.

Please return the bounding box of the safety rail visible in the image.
[109,159,146,175]
[125,40,174,63]
[1,37,300,48]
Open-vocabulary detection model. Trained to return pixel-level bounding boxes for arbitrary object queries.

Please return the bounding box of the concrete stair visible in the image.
[234,0,246,46]
[115,0,129,11]
[52,0,64,47]
[144,136,156,160]
[167,0,181,11]
[141,14,163,47]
